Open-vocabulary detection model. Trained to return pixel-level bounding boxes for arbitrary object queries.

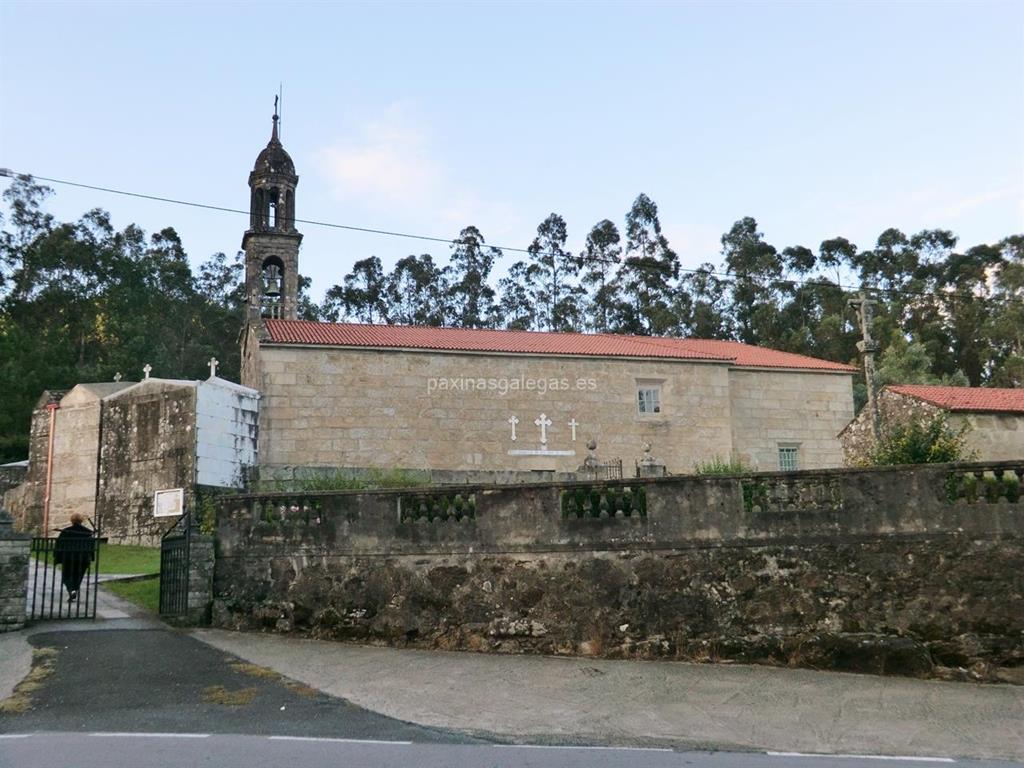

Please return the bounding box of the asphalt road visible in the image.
[0,629,470,742]
[0,733,1019,768]
[3,626,1022,768]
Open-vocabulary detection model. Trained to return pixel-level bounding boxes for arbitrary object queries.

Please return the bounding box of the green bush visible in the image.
[272,468,430,493]
[694,456,752,476]
[869,413,974,466]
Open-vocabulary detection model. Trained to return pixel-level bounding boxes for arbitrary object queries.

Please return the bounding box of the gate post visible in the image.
[186,529,215,625]
[0,507,32,632]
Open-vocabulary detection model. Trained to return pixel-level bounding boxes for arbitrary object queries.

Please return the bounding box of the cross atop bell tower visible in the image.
[242,100,302,328]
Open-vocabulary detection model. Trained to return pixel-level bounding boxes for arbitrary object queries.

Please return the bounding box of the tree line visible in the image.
[323,194,1023,393]
[1,175,1021,462]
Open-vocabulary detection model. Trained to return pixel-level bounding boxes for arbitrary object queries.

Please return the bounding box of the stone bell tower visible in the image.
[242,102,302,327]
[240,103,302,390]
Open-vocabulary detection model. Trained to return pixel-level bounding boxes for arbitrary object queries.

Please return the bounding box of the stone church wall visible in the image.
[729,369,853,470]
[257,345,780,474]
[212,460,1024,681]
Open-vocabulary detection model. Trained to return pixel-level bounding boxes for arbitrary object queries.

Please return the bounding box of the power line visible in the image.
[2,169,1021,307]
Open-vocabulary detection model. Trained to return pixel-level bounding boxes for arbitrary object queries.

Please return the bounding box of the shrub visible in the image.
[868,413,974,466]
[694,456,752,475]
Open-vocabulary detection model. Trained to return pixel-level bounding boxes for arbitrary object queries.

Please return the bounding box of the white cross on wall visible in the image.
[508,415,519,441]
[209,357,219,378]
[568,418,579,441]
[535,413,552,446]
[143,364,152,380]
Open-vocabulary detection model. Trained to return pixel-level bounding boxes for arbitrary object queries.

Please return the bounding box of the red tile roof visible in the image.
[887,385,1024,414]
[264,320,857,373]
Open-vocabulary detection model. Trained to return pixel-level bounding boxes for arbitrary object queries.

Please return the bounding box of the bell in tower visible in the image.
[242,100,302,327]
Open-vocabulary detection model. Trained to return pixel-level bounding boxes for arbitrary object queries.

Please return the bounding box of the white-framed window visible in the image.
[637,386,661,414]
[778,445,800,472]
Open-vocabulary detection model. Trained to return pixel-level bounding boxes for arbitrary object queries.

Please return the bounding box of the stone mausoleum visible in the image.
[5,372,258,543]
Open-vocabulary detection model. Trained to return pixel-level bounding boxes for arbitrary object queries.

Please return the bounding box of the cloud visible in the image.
[926,186,1018,222]
[316,104,529,252]
[317,104,443,207]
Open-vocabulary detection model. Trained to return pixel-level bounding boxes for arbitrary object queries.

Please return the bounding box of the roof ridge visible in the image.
[263,319,855,372]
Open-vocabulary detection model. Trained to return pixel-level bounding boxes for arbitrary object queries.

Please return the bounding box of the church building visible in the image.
[4,111,860,542]
[238,113,857,479]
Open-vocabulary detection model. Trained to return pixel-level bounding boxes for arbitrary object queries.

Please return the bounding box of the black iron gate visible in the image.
[29,536,101,621]
[159,513,190,617]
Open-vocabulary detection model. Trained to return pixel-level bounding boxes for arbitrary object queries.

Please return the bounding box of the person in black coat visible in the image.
[53,512,95,602]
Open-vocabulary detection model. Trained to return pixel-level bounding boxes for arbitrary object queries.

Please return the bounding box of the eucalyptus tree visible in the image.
[578,219,622,333]
[386,254,450,326]
[497,260,539,330]
[613,194,680,336]
[721,216,783,346]
[449,226,499,329]
[526,213,581,331]
[322,256,389,323]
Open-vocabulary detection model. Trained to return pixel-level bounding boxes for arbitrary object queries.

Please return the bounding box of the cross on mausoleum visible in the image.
[535,413,552,446]
[508,415,519,441]
[568,418,579,441]
[209,357,219,378]
[143,364,152,380]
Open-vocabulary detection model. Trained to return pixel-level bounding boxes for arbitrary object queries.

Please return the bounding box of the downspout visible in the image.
[42,402,59,535]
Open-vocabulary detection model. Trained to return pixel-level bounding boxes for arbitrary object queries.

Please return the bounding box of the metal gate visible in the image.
[29,536,101,621]
[159,513,190,617]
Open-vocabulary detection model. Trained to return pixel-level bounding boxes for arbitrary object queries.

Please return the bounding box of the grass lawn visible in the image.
[37,543,160,575]
[104,576,160,614]
[97,543,160,574]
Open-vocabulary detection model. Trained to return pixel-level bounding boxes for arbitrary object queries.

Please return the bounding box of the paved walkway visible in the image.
[193,629,1024,761]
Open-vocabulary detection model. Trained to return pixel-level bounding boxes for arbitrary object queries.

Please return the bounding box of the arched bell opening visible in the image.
[260,256,286,319]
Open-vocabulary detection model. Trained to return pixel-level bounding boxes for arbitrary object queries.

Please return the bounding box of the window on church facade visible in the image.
[778,445,800,471]
[637,386,661,414]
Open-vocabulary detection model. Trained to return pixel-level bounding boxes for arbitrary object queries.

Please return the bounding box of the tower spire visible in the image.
[271,95,280,143]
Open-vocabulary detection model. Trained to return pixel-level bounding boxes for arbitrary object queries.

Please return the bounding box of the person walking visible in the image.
[53,512,95,602]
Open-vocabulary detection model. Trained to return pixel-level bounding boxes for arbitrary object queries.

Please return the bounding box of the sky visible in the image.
[1,1,1022,303]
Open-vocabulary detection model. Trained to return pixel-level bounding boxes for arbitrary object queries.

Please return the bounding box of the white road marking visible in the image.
[0,734,32,739]
[267,735,413,746]
[89,732,210,739]
[767,752,955,763]
[496,744,674,753]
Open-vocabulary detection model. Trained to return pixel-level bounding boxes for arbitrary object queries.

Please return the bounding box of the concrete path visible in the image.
[192,629,1024,762]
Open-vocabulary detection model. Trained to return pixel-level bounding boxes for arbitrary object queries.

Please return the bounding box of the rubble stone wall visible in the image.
[211,461,1024,681]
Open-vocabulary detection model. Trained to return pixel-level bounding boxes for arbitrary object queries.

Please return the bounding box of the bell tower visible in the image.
[242,102,302,327]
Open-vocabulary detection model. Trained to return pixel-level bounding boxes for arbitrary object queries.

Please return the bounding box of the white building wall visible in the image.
[195,378,259,488]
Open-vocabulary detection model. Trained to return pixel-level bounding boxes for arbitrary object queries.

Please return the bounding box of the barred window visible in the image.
[778,445,800,472]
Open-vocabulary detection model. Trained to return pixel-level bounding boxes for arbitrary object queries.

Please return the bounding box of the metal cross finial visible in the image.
[568,418,579,442]
[508,415,519,442]
[143,364,152,380]
[535,413,552,446]
[113,372,122,382]
[209,357,219,378]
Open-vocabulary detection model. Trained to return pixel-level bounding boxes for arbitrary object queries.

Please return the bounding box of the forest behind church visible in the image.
[1,174,1022,462]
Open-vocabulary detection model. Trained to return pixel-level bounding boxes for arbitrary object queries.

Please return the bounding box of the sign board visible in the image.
[153,488,184,518]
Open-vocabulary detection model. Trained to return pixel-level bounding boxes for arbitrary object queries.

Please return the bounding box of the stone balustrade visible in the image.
[215,460,1024,557]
